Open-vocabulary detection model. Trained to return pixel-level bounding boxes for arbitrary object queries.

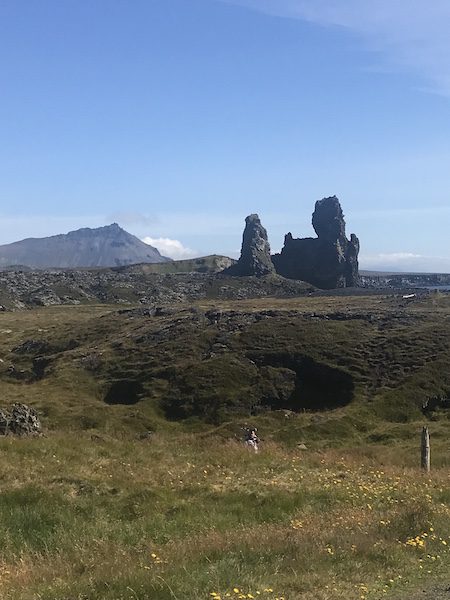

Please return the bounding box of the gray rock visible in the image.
[312,196,347,241]
[224,214,275,277]
[0,268,311,311]
[12,339,51,354]
[0,403,42,436]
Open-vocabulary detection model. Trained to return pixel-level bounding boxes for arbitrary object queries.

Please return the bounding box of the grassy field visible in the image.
[0,432,449,600]
[0,292,449,599]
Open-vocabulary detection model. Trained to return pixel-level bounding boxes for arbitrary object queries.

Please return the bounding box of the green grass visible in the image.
[0,433,449,599]
[0,293,449,598]
[2,293,449,433]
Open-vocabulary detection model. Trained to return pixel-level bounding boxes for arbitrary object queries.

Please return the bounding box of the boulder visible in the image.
[224,214,275,277]
[0,403,42,436]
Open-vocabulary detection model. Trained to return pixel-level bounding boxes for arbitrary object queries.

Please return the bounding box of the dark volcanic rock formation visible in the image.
[0,268,312,310]
[273,196,360,289]
[224,214,275,277]
[0,223,171,269]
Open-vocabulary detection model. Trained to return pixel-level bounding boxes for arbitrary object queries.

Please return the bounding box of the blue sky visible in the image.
[0,0,449,271]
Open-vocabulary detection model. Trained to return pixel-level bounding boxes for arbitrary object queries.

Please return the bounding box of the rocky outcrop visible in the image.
[123,255,236,275]
[0,268,312,310]
[273,196,360,289]
[224,214,275,277]
[0,403,42,436]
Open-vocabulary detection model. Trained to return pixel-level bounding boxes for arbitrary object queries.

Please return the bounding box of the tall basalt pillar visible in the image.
[224,214,275,277]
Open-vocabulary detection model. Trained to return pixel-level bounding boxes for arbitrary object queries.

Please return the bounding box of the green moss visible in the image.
[0,293,449,441]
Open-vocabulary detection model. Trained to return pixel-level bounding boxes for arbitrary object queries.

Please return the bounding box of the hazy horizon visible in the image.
[0,218,448,274]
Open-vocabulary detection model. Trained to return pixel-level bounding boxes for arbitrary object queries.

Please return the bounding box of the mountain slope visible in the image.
[0,223,171,268]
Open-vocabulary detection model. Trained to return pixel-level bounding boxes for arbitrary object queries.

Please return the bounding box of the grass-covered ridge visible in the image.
[0,292,449,433]
[0,292,449,599]
[120,254,236,274]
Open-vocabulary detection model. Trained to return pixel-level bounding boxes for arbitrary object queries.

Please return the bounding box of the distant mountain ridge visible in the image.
[0,223,171,269]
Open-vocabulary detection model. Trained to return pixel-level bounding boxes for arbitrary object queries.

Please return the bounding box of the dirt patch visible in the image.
[404,584,450,600]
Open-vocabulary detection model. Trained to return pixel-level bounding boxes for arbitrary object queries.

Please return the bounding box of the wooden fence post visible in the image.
[421,426,430,472]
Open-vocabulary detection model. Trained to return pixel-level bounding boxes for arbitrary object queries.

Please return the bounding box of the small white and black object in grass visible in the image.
[243,426,260,453]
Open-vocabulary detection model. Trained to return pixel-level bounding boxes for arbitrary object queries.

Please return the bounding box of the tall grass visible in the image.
[0,433,449,599]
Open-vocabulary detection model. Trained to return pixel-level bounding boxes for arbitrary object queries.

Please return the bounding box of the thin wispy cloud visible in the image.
[221,0,450,95]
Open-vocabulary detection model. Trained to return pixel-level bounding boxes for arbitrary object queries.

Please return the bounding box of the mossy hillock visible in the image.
[0,292,449,438]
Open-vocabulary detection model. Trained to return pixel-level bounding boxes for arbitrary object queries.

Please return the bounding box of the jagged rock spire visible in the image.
[273,196,360,288]
[224,214,275,277]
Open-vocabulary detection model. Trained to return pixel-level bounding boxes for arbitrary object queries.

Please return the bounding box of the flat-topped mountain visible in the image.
[0,223,171,269]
